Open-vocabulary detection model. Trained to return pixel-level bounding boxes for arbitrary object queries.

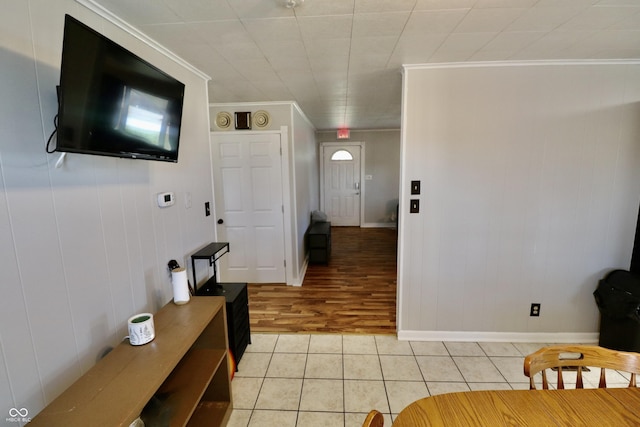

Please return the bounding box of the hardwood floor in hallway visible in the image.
[248,226,398,335]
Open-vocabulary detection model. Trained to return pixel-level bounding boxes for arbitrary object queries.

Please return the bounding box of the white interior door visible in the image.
[211,132,286,283]
[322,145,361,226]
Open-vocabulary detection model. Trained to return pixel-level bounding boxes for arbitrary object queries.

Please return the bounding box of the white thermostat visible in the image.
[157,192,175,208]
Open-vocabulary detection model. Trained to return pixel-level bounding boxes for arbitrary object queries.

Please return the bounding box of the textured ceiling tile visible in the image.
[454,8,528,33]
[506,6,585,32]
[189,20,253,45]
[93,0,640,129]
[99,0,182,25]
[403,10,469,35]
[479,31,547,54]
[355,0,419,14]
[388,33,449,67]
[298,15,354,40]
[414,0,476,10]
[228,0,293,19]
[474,0,539,8]
[352,12,410,38]
[164,0,236,22]
[558,5,638,30]
[242,17,300,41]
[294,0,356,16]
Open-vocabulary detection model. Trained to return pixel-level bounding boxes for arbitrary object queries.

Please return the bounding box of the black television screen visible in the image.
[56,15,185,162]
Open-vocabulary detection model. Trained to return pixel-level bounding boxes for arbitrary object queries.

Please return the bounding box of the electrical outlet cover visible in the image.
[410,199,420,213]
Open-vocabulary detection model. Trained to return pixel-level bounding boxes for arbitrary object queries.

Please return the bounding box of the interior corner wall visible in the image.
[399,62,640,339]
[291,106,319,284]
[316,130,400,227]
[1,0,214,417]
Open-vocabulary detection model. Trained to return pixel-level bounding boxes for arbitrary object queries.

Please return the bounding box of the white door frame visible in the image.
[320,141,365,227]
[210,126,294,285]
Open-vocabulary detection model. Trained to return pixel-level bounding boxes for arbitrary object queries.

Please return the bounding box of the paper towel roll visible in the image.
[171,267,190,305]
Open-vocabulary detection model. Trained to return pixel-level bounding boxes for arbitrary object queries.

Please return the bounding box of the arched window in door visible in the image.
[331,149,353,161]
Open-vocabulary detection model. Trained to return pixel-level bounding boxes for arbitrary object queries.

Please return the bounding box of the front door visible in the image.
[322,144,362,226]
[210,132,286,283]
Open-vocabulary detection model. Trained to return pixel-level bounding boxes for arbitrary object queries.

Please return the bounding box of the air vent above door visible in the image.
[253,110,271,129]
[215,111,232,130]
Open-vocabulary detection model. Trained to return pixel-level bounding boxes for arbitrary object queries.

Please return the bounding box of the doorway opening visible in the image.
[247,226,397,334]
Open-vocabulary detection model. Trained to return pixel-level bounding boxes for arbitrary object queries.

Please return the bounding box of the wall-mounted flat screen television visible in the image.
[55,14,185,162]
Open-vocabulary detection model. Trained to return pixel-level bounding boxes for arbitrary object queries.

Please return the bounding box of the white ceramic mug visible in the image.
[127,313,155,345]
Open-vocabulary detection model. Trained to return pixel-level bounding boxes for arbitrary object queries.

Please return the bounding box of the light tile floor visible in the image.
[226,334,628,427]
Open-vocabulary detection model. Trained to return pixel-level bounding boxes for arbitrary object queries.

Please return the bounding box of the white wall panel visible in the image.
[1,0,81,409]
[95,164,137,341]
[0,0,215,419]
[400,62,640,337]
[292,107,320,284]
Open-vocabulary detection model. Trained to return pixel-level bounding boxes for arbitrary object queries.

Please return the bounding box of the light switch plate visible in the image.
[411,180,421,195]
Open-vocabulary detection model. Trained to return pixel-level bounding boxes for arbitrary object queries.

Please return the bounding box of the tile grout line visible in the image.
[375,336,393,419]
[233,334,540,426]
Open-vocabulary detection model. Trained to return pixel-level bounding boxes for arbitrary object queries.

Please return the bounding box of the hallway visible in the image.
[248,227,397,334]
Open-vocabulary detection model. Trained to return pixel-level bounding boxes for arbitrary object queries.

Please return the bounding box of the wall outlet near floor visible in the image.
[530,303,541,317]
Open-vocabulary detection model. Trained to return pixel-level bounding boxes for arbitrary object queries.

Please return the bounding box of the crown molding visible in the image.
[76,0,210,81]
[403,59,640,72]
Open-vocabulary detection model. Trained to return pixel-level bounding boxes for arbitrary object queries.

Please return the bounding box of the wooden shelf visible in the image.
[188,362,234,426]
[30,297,232,427]
[144,348,227,426]
[188,401,231,427]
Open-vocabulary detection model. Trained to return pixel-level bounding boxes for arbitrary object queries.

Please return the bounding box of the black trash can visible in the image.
[593,269,640,352]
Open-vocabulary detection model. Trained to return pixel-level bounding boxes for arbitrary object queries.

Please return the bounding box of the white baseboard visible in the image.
[397,330,599,343]
[361,222,397,228]
[289,256,309,287]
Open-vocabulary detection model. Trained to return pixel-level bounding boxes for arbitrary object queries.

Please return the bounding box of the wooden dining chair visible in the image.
[362,409,384,427]
[523,344,640,390]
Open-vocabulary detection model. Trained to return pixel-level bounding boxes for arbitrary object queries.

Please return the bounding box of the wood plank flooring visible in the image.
[248,226,397,335]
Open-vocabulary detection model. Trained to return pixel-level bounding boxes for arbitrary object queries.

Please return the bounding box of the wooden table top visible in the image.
[393,387,640,426]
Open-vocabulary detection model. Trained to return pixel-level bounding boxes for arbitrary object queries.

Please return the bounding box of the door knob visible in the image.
[217,219,224,224]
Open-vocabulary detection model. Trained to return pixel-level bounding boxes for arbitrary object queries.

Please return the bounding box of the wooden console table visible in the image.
[30,297,232,427]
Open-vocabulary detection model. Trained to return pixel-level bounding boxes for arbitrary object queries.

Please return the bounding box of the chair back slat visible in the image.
[599,368,607,388]
[556,366,564,389]
[524,345,640,390]
[576,366,584,389]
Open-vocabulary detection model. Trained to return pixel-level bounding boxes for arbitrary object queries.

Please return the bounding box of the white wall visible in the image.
[291,105,320,284]
[317,130,400,227]
[399,61,640,342]
[1,0,214,420]
[209,102,319,285]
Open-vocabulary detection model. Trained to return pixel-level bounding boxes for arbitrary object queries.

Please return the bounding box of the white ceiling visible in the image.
[91,0,640,130]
